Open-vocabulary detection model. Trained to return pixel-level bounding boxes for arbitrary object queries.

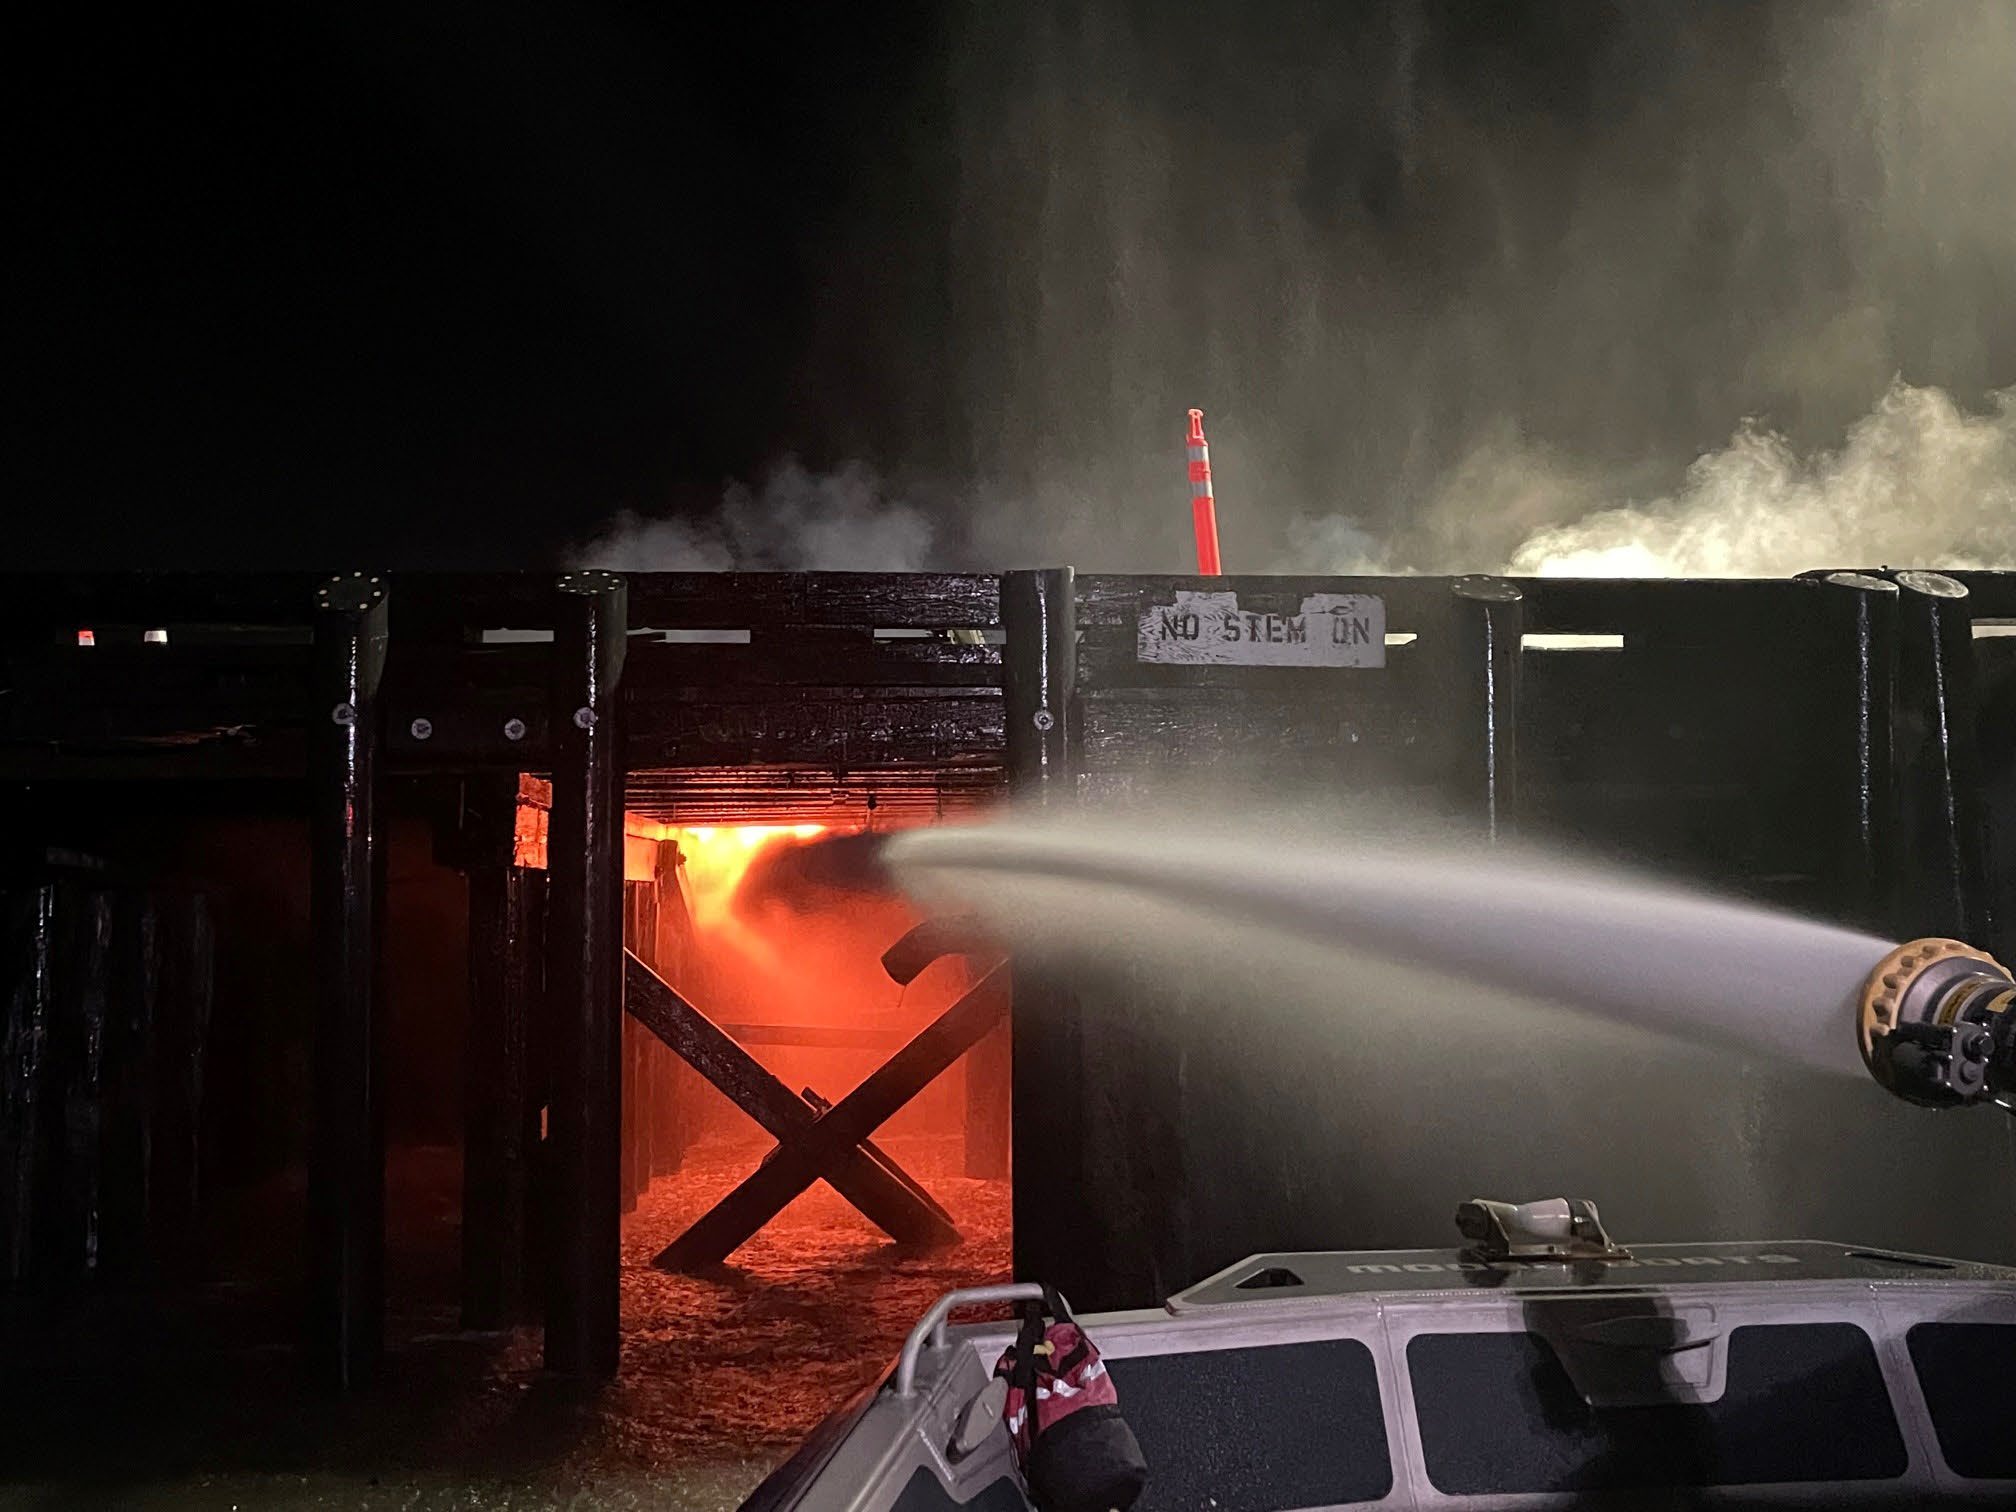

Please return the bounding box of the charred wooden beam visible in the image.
[1003,569,1079,798]
[622,763,1004,831]
[56,891,113,1276]
[100,892,157,1276]
[621,638,1002,688]
[1808,572,1902,933]
[877,917,1012,1179]
[623,571,1001,630]
[307,573,390,1391]
[518,868,552,1318]
[714,1022,909,1050]
[460,772,537,1329]
[1890,570,1994,943]
[1940,570,2016,618]
[1002,568,1085,1296]
[0,644,311,744]
[543,570,628,1379]
[154,893,213,1260]
[385,644,550,768]
[2,887,56,1283]
[623,689,1004,770]
[880,915,993,987]
[647,838,687,1180]
[652,962,1008,1270]
[622,953,956,1246]
[619,868,659,1215]
[1450,576,1523,840]
[0,572,322,634]
[1517,577,1819,638]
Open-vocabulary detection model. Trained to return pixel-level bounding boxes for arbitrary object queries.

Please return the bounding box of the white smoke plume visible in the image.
[1507,382,2016,577]
[1275,381,2016,579]
[569,3,2016,585]
[571,458,935,571]
[932,0,2016,580]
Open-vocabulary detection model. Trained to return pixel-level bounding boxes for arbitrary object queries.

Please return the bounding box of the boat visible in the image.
[742,1201,2016,1510]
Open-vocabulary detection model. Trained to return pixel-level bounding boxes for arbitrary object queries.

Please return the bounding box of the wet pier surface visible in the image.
[0,1140,1009,1508]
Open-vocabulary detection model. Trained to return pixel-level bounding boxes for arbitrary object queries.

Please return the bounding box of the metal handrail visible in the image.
[894,1283,1058,1398]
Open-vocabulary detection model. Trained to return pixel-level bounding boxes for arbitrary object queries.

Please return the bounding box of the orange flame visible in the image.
[651,820,970,1156]
[665,823,840,1000]
[672,824,826,929]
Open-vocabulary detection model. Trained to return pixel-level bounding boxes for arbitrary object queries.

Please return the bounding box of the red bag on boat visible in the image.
[994,1288,1146,1512]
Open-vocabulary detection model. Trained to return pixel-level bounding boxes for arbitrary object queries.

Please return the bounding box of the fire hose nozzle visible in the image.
[1858,938,2016,1110]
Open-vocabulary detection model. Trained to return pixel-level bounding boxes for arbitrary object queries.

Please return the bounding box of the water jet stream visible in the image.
[888,816,1899,1081]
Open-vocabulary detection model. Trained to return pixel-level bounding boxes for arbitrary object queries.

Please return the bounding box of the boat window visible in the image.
[890,1466,1031,1510]
[1105,1339,1391,1510]
[1907,1322,2016,1479]
[1408,1323,1906,1494]
[1234,1266,1305,1290]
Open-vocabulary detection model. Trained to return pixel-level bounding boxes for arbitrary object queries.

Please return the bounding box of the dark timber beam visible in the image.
[307,573,389,1391]
[880,915,993,987]
[1001,569,1078,804]
[544,571,627,1379]
[622,953,957,1247]
[651,962,1009,1270]
[1808,572,1902,933]
[881,917,1010,1180]
[1889,570,1994,944]
[712,1022,908,1050]
[1002,568,1084,1297]
[460,773,537,1329]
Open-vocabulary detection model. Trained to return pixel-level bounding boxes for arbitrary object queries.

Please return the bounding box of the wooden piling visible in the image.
[307,573,390,1390]
[1889,571,1993,943]
[648,838,687,1179]
[1002,569,1084,1294]
[145,891,212,1266]
[57,890,113,1275]
[1,886,55,1284]
[460,770,538,1329]
[1810,573,1902,933]
[544,570,627,1379]
[519,867,551,1318]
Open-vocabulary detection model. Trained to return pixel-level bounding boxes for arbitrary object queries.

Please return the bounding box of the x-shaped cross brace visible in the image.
[629,950,1009,1271]
[623,951,959,1251]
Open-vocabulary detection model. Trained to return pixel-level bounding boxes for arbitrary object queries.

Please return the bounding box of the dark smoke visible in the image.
[736,831,896,913]
[586,0,2016,577]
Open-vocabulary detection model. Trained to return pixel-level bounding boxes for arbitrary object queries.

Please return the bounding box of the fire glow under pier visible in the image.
[1,566,2012,1389]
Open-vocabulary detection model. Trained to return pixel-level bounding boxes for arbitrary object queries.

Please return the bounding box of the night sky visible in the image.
[18,3,951,568]
[17,3,2015,574]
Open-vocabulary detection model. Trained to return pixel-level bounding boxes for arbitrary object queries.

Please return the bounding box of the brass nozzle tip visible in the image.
[1857,937,2007,1072]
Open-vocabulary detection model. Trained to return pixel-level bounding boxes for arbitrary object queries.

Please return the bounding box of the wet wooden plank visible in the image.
[0,573,322,632]
[1516,577,1827,640]
[1079,685,1452,774]
[625,572,1001,629]
[623,639,1002,689]
[1073,573,1461,632]
[625,690,1004,768]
